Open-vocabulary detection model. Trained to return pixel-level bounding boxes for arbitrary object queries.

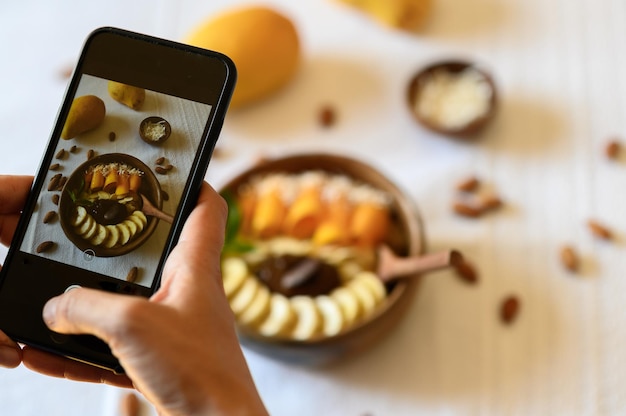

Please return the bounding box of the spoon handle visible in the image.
[377,245,462,283]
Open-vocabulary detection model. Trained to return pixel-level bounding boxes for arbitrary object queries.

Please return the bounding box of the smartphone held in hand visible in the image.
[0,27,236,373]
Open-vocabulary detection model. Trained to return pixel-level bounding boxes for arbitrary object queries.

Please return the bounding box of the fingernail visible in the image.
[42,296,59,327]
[0,346,21,368]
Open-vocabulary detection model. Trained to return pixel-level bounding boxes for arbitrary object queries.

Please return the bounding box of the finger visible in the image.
[0,330,22,368]
[0,175,33,214]
[0,175,33,246]
[21,346,133,388]
[155,182,227,304]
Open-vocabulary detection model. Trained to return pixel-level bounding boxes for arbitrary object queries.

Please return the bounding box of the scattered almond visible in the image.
[605,140,621,160]
[456,176,480,193]
[453,202,482,218]
[500,295,520,324]
[87,149,95,160]
[587,219,612,240]
[560,245,579,272]
[318,105,336,128]
[454,259,478,284]
[126,267,139,283]
[155,156,165,165]
[108,131,116,142]
[51,194,60,205]
[48,174,62,191]
[49,163,60,171]
[36,241,55,253]
[43,211,57,224]
[155,166,168,175]
[69,145,78,153]
[55,148,67,160]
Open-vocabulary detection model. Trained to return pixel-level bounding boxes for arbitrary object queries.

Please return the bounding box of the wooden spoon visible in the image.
[140,194,173,224]
[376,244,463,283]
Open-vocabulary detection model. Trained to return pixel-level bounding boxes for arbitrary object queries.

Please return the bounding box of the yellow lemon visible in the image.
[185,6,300,109]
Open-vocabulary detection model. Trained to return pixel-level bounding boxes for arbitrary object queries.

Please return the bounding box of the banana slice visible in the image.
[346,279,377,316]
[354,271,386,303]
[290,296,321,341]
[330,286,362,326]
[71,206,88,227]
[230,277,259,317]
[90,224,109,246]
[222,257,249,299]
[238,284,271,328]
[128,213,145,232]
[123,219,139,236]
[76,214,94,235]
[315,295,344,337]
[116,222,132,245]
[81,217,98,240]
[258,293,296,338]
[132,210,148,227]
[103,225,120,248]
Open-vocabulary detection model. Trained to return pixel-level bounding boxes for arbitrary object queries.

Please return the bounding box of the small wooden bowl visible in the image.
[407,60,497,138]
[219,153,426,365]
[139,116,171,145]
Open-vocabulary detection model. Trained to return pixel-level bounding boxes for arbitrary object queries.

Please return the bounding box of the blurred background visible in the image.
[2,0,626,414]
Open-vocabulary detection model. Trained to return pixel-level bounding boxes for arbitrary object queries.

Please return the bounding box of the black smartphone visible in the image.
[0,27,236,373]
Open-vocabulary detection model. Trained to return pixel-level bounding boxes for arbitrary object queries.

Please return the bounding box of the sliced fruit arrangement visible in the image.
[221,171,397,341]
[67,162,150,249]
[222,238,388,341]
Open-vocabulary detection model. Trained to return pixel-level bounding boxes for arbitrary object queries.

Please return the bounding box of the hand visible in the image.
[0,176,267,415]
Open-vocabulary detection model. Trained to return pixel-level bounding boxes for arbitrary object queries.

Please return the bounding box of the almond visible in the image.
[500,295,520,324]
[126,267,139,283]
[55,148,66,160]
[606,140,621,160]
[454,259,478,284]
[43,211,57,224]
[453,202,482,218]
[318,105,336,128]
[560,245,579,272]
[87,149,95,160]
[48,174,62,191]
[36,241,55,253]
[587,219,612,240]
[456,176,480,193]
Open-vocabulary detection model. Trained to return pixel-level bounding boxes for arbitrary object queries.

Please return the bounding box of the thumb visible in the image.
[42,287,144,342]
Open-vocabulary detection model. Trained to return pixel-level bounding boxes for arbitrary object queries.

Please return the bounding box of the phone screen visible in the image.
[19,74,212,289]
[0,27,235,372]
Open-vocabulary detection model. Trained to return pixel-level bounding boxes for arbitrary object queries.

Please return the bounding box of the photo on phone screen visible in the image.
[20,74,213,288]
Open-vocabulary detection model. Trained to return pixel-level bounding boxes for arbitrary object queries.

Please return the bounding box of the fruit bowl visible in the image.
[219,153,425,365]
[59,153,163,257]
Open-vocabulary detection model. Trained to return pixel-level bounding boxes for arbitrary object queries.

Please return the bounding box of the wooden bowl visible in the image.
[59,153,162,257]
[219,153,425,365]
[407,60,497,138]
[139,116,171,145]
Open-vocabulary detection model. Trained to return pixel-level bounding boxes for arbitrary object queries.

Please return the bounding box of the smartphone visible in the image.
[0,27,236,373]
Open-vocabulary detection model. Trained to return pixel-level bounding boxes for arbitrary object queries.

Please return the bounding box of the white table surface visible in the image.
[2,0,626,415]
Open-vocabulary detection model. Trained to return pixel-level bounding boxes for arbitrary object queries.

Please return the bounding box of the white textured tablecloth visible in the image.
[2,0,626,415]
